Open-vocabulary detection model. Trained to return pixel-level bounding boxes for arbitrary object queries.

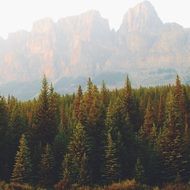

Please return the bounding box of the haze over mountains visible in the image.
[1,1,190,99]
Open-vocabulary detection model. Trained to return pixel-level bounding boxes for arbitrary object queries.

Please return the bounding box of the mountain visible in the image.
[0,1,190,99]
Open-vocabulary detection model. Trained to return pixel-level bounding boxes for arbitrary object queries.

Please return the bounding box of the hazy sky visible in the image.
[0,0,189,38]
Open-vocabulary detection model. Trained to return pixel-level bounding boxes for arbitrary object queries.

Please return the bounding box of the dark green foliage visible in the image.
[67,122,90,185]
[142,98,154,138]
[62,154,71,182]
[157,95,165,129]
[158,90,185,182]
[11,134,32,184]
[0,97,8,140]
[174,75,186,122]
[39,144,55,187]
[53,131,68,181]
[34,76,58,145]
[1,75,190,189]
[104,132,121,184]
[0,97,9,179]
[134,158,145,184]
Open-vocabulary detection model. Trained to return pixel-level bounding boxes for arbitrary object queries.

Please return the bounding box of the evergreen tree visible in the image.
[34,76,50,145]
[83,82,105,184]
[0,97,8,179]
[142,98,154,138]
[48,83,59,139]
[174,75,186,122]
[121,76,139,129]
[67,122,90,185]
[134,158,145,184]
[39,144,55,187]
[157,95,165,129]
[34,76,57,145]
[62,154,71,181]
[0,97,8,141]
[60,106,68,131]
[105,99,123,139]
[158,91,185,182]
[79,152,90,185]
[11,134,32,184]
[104,132,120,184]
[73,85,83,121]
[53,132,68,181]
[100,81,109,112]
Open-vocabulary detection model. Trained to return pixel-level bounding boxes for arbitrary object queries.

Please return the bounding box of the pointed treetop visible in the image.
[42,75,48,87]
[124,75,132,95]
[40,75,49,98]
[176,75,181,85]
[49,83,54,94]
[87,78,93,92]
[11,134,32,183]
[77,85,83,97]
[101,80,106,90]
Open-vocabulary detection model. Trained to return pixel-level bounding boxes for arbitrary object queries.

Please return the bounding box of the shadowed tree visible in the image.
[11,134,32,184]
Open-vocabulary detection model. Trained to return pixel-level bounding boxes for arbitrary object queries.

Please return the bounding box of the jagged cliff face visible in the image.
[0,1,190,86]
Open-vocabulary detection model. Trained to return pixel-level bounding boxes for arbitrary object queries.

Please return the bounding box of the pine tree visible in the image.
[53,132,68,181]
[105,99,123,139]
[83,82,105,184]
[39,144,55,187]
[100,81,109,112]
[79,152,90,185]
[104,132,120,184]
[142,98,154,138]
[157,95,165,129]
[34,76,57,145]
[73,85,83,121]
[121,76,139,129]
[56,154,71,190]
[158,90,185,182]
[67,123,90,185]
[134,158,145,184]
[117,77,139,178]
[119,77,139,177]
[174,75,186,121]
[11,134,32,184]
[105,99,130,178]
[48,83,59,139]
[0,97,8,179]
[60,106,68,131]
[34,76,50,145]
[62,154,71,181]
[0,97,8,141]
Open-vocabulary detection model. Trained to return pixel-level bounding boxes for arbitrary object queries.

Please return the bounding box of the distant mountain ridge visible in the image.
[0,1,190,99]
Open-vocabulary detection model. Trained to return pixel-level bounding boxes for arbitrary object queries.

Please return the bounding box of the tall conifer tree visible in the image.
[11,134,32,184]
[104,132,120,184]
[158,91,185,182]
[39,144,55,187]
[34,76,57,145]
[67,122,90,185]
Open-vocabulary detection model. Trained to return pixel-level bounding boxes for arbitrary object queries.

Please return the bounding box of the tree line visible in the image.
[0,75,190,188]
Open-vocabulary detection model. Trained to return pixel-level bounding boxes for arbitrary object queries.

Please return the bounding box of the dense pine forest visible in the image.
[1,75,190,190]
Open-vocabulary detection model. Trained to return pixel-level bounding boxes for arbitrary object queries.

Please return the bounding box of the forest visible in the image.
[0,75,190,190]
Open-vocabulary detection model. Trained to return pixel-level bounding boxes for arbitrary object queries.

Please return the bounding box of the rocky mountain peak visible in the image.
[119,1,163,33]
[57,10,111,43]
[32,18,55,34]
